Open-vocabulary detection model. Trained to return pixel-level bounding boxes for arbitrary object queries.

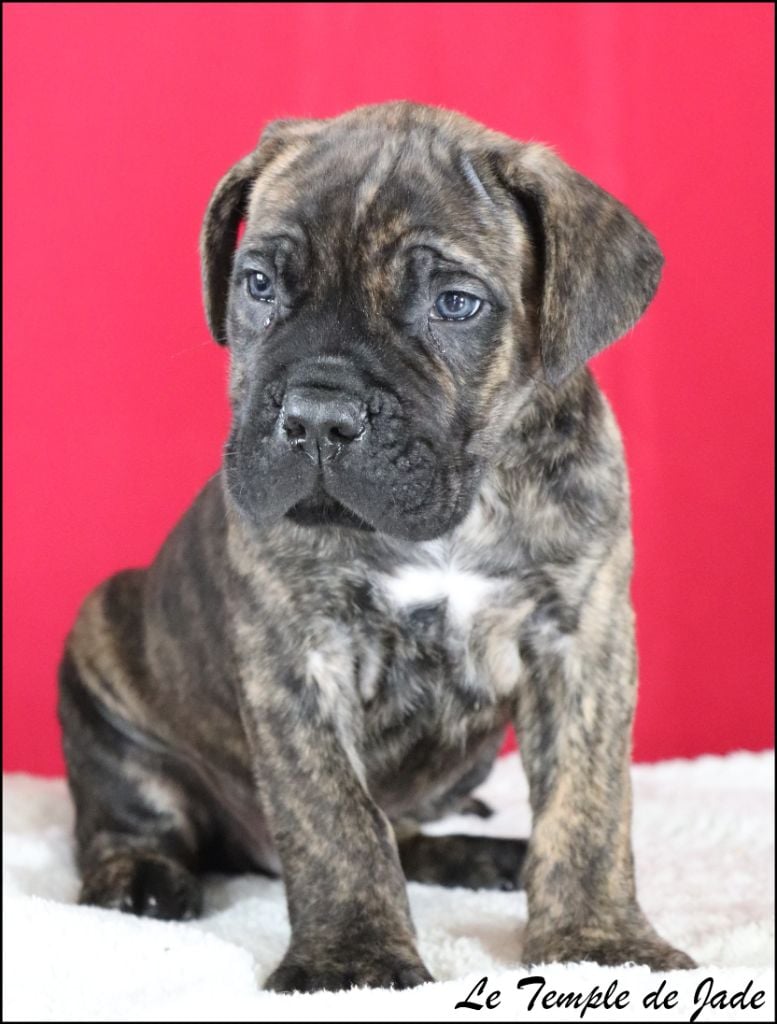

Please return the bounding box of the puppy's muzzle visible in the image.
[281,387,367,463]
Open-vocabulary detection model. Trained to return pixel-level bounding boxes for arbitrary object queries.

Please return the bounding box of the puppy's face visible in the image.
[225,119,536,540]
[201,104,663,541]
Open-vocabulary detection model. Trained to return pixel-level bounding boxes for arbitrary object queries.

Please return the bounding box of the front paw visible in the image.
[523,927,696,972]
[265,946,434,993]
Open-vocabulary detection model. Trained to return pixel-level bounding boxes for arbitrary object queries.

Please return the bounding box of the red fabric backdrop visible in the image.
[3,3,774,775]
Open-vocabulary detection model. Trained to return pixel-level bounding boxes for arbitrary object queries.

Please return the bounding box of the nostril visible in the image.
[283,414,307,441]
[328,419,364,444]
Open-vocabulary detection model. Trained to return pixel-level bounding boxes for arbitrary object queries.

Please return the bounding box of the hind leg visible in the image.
[395,824,528,891]
[58,575,209,921]
[78,839,203,920]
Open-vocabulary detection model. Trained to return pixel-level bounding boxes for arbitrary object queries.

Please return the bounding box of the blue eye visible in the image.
[433,291,482,321]
[246,271,275,302]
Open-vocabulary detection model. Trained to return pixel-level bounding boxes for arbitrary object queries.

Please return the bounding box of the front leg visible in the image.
[515,536,696,971]
[237,653,432,993]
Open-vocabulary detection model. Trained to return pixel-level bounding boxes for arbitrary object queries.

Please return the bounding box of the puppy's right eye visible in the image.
[246,271,275,302]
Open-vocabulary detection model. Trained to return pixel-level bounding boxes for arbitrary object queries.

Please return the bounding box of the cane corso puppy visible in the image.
[58,102,695,991]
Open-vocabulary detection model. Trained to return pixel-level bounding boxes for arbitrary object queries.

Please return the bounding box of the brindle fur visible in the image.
[58,102,695,992]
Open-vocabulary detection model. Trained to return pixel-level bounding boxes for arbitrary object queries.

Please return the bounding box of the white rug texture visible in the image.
[3,751,774,1022]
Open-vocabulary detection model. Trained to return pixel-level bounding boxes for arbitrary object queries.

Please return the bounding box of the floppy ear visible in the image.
[199,119,319,344]
[496,143,664,386]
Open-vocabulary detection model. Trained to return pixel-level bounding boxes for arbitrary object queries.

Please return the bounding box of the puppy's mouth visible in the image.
[284,485,375,532]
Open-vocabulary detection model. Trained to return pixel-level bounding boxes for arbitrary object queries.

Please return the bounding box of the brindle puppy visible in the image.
[58,102,695,992]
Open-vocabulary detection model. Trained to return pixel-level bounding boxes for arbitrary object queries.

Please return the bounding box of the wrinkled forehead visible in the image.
[242,125,529,279]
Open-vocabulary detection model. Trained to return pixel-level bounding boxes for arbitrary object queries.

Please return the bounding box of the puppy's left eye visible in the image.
[246,271,275,302]
[433,291,482,321]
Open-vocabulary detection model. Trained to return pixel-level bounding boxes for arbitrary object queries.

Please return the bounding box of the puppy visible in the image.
[59,102,695,992]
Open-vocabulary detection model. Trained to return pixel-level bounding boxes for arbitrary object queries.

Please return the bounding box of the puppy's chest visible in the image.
[378,562,504,637]
[355,555,531,709]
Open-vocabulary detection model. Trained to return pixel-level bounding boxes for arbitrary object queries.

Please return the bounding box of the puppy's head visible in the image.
[201,103,662,541]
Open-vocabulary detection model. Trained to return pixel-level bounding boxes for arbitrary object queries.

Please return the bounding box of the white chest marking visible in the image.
[381,565,504,630]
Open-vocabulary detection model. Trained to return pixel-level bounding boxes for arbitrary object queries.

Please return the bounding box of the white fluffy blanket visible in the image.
[3,751,774,1021]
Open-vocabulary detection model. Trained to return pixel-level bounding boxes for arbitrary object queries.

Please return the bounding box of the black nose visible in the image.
[281,388,366,462]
